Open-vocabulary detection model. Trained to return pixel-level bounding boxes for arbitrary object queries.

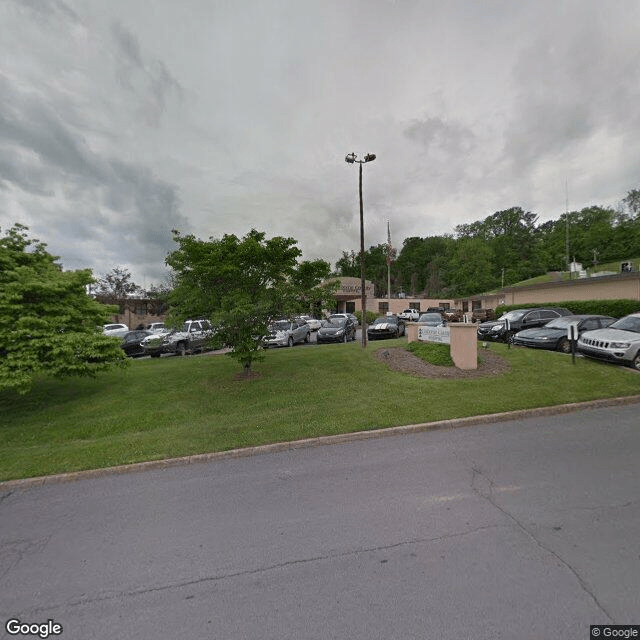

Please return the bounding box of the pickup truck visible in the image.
[398,309,420,322]
[142,319,214,357]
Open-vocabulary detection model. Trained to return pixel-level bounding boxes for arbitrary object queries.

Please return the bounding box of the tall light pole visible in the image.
[345,152,376,348]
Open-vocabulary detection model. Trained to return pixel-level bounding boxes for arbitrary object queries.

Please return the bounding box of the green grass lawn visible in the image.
[1,341,639,481]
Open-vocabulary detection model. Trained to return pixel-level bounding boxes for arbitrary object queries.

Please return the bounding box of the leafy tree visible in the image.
[395,235,454,296]
[0,224,127,393]
[334,250,359,277]
[622,189,640,218]
[335,245,398,297]
[144,282,172,316]
[455,207,541,285]
[95,266,141,299]
[447,237,497,296]
[166,229,336,375]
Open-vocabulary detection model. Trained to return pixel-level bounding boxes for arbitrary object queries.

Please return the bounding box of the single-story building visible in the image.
[456,271,640,312]
[330,277,455,316]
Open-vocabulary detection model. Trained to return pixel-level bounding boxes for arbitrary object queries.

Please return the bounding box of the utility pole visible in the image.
[345,152,376,348]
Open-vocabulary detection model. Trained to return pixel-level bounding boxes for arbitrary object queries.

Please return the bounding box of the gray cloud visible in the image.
[404,116,476,157]
[2,0,640,287]
[110,21,183,128]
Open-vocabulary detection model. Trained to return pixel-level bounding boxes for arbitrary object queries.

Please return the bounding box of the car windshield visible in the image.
[323,318,346,328]
[609,316,640,333]
[544,317,575,329]
[272,321,291,331]
[418,313,442,323]
[372,317,396,325]
[498,310,528,322]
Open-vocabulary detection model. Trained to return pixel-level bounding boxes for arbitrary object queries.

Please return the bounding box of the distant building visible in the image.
[95,295,167,331]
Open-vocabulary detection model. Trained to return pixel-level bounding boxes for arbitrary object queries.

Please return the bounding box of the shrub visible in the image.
[353,309,378,325]
[406,341,454,366]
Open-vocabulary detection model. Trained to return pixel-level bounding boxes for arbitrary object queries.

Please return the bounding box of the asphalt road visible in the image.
[1,404,639,639]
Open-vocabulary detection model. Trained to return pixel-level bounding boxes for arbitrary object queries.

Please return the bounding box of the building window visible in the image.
[439,302,450,309]
[472,300,482,310]
[379,302,389,313]
[409,303,420,311]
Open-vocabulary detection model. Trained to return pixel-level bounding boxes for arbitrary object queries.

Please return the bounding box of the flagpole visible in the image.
[387,221,392,303]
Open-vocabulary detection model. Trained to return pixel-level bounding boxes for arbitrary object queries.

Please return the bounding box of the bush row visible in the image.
[495,299,640,319]
[353,310,379,325]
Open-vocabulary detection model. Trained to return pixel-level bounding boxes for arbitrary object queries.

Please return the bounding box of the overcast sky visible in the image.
[2,0,640,287]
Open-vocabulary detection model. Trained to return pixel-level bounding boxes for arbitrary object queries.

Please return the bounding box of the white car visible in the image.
[102,323,130,338]
[398,308,420,321]
[578,313,640,370]
[299,315,322,331]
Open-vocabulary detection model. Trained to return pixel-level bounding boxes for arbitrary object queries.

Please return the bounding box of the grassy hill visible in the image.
[507,258,640,289]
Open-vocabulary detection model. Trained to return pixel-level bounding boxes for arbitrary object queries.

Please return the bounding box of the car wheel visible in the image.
[632,352,640,371]
[287,336,294,348]
[558,338,572,354]
[176,342,187,356]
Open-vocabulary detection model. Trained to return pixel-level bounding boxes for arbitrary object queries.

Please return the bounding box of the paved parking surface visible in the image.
[1,403,638,639]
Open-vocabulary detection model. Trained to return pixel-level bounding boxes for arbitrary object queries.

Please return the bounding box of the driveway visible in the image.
[1,404,638,639]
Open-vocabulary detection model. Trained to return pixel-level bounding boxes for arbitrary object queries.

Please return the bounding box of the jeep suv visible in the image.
[578,313,640,370]
[477,307,572,343]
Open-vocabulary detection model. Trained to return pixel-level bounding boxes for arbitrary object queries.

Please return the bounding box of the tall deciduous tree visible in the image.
[166,229,336,375]
[95,267,141,300]
[0,225,127,393]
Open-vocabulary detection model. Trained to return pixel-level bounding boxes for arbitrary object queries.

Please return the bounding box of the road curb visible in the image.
[2,395,640,491]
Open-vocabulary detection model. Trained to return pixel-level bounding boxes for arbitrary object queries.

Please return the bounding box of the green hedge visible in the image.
[353,309,379,325]
[495,299,640,319]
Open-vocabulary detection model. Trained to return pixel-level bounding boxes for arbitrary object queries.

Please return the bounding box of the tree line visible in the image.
[335,190,640,298]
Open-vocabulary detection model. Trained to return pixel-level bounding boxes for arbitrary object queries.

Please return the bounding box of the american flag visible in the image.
[386,221,396,265]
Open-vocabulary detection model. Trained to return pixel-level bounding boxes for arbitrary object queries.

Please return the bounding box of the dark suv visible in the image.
[477,307,572,343]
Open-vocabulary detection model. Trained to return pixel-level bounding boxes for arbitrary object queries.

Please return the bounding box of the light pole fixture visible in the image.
[345,151,376,348]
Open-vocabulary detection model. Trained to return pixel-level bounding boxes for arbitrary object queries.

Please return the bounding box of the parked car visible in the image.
[264,318,310,348]
[120,330,153,357]
[578,312,640,370]
[299,315,322,331]
[330,312,359,326]
[102,323,130,338]
[398,308,420,321]
[145,322,166,333]
[477,307,572,343]
[143,319,214,357]
[317,316,357,344]
[139,328,172,357]
[512,315,616,353]
[367,315,406,340]
[417,312,447,326]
